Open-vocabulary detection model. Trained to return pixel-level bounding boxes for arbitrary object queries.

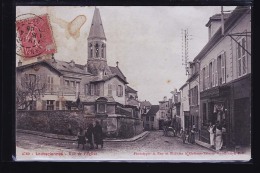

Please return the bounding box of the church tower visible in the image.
[87,7,111,76]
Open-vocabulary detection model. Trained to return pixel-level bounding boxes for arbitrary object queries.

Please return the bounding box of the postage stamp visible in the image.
[16,13,56,58]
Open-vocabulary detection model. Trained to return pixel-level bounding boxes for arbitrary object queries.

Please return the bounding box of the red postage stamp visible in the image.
[16,14,56,58]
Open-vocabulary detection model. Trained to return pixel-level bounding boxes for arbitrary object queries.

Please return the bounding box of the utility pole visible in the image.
[181,29,190,75]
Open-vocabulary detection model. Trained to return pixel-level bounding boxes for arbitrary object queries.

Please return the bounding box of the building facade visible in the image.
[195,6,251,147]
[16,8,139,119]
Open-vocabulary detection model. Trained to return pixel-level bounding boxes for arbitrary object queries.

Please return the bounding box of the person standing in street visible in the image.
[208,122,216,149]
[93,121,104,149]
[215,124,223,151]
[85,123,94,149]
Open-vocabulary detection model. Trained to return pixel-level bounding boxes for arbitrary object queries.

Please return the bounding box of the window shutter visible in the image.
[200,69,203,91]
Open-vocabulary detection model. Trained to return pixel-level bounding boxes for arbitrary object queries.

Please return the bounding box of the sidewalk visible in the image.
[16,129,150,142]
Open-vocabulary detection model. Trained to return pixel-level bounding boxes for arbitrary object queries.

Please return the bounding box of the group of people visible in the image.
[77,121,104,150]
[180,125,197,144]
[208,120,227,151]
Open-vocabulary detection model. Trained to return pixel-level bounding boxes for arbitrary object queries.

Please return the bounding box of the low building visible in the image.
[143,105,160,130]
[179,83,190,130]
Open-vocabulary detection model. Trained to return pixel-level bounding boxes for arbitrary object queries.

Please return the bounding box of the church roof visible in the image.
[88,8,106,40]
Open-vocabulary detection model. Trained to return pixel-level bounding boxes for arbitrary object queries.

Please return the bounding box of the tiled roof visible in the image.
[109,66,127,83]
[146,105,159,116]
[90,73,128,84]
[126,99,139,107]
[46,59,91,75]
[126,85,137,93]
[140,100,152,107]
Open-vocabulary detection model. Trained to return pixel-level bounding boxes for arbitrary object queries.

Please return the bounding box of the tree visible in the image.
[16,74,47,110]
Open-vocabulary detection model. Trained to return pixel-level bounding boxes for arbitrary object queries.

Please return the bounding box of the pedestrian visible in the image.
[77,127,86,149]
[85,123,94,149]
[208,122,216,149]
[93,121,104,149]
[215,124,223,151]
[190,125,196,144]
[221,120,227,148]
[67,123,72,135]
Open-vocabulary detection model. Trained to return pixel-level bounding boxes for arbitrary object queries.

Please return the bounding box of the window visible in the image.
[101,44,105,58]
[108,84,112,96]
[94,84,100,96]
[76,82,80,94]
[146,116,149,121]
[117,85,123,97]
[209,62,212,88]
[89,43,93,58]
[221,52,226,84]
[56,101,59,110]
[237,37,247,77]
[65,80,70,87]
[212,59,216,87]
[90,84,94,95]
[47,100,54,110]
[217,55,222,84]
[151,116,154,121]
[71,81,75,88]
[85,84,89,96]
[47,75,54,92]
[202,67,206,91]
[95,43,99,57]
[28,100,36,110]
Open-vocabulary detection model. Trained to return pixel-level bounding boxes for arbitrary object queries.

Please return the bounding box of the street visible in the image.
[16,131,250,161]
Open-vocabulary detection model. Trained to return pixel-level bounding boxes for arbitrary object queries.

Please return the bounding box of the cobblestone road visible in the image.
[16,131,250,161]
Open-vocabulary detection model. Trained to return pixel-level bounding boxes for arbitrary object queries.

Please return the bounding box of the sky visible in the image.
[16,6,236,104]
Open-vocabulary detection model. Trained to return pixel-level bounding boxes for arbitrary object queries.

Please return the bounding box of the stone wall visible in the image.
[16,110,144,139]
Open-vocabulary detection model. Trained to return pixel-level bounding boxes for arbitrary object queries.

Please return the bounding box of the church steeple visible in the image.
[87,7,111,76]
[88,7,106,40]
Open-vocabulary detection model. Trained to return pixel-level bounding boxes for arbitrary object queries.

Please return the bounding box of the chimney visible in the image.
[18,60,22,67]
[69,60,75,67]
[206,13,230,40]
[116,61,119,67]
[163,96,167,102]
[84,64,88,73]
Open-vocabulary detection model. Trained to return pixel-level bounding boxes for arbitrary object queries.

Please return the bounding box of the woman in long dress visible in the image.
[208,122,215,149]
[215,125,223,151]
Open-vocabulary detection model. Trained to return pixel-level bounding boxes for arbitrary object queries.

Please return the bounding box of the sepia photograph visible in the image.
[15,6,251,161]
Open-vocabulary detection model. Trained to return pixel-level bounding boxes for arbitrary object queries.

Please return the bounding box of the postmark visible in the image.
[16,13,56,58]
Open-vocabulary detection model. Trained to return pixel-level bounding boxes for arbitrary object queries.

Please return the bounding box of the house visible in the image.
[170,90,181,131]
[179,83,190,130]
[194,6,251,147]
[16,8,138,119]
[143,105,160,130]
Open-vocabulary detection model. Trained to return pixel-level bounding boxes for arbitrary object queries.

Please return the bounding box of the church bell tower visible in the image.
[87,7,111,76]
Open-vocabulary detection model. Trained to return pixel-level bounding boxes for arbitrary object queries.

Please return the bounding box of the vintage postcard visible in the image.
[15,6,251,162]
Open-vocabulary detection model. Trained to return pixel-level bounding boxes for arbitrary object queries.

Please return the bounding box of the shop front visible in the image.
[199,85,231,146]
